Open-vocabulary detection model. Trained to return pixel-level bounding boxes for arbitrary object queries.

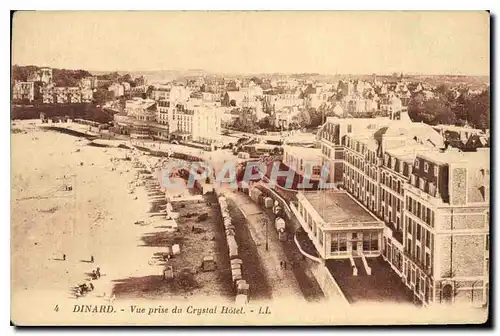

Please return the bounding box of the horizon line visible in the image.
[12,64,490,78]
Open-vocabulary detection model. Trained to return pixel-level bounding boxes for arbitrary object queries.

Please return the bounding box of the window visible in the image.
[415,159,420,169]
[486,234,490,251]
[416,225,421,241]
[331,233,338,253]
[424,162,429,173]
[339,234,347,251]
[419,178,425,190]
[371,233,379,251]
[363,233,370,251]
[434,165,438,176]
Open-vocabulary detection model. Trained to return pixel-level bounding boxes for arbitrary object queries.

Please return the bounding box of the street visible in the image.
[224,189,305,302]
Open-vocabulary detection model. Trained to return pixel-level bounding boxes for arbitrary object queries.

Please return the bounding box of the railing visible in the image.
[360,253,372,275]
[349,255,358,276]
[325,221,385,229]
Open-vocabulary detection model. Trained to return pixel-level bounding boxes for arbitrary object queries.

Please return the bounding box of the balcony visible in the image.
[405,182,445,205]
[402,249,433,278]
[385,221,404,245]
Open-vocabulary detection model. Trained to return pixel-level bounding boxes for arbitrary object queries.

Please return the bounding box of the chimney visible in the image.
[440,140,449,153]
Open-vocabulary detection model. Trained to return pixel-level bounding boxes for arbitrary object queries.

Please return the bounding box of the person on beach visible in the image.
[89,282,94,291]
[96,267,101,279]
[62,254,66,261]
[92,270,98,280]
[90,255,94,263]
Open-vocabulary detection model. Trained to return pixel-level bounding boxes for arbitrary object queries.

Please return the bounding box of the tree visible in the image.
[119,74,133,84]
[295,109,311,127]
[308,108,324,128]
[93,88,115,105]
[145,85,154,99]
[52,68,92,87]
[257,116,272,129]
[232,108,258,133]
[466,88,490,130]
[452,90,470,124]
[335,90,345,102]
[12,65,38,82]
[250,77,262,85]
[408,95,455,125]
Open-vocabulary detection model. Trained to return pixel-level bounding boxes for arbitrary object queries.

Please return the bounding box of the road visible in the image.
[224,189,305,302]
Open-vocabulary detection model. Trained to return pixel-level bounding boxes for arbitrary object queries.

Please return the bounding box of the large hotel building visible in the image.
[293,112,489,307]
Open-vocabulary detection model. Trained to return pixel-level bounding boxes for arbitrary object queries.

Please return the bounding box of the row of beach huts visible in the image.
[216,192,250,304]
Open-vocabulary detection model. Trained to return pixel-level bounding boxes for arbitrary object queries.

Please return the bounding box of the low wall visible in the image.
[310,263,350,305]
[293,233,321,263]
[132,144,204,162]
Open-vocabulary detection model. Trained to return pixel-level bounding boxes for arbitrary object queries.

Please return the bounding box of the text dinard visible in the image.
[73,304,269,316]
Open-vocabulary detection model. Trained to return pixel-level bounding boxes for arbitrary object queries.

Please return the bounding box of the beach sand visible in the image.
[11,121,232,323]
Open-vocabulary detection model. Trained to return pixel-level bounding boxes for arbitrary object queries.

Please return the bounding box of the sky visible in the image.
[11,11,490,76]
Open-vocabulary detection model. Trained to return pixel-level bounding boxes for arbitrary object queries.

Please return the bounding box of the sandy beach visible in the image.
[11,120,232,321]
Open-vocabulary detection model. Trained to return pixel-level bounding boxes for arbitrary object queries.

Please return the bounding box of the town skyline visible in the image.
[10,64,493,78]
[12,11,490,76]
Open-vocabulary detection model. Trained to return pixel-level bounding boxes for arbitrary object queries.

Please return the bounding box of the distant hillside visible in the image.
[13,65,490,89]
[12,65,92,87]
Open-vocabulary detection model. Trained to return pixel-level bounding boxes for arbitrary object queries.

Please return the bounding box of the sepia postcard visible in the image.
[10,11,490,326]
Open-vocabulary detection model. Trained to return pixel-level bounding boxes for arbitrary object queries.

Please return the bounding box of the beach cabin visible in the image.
[236,280,250,296]
[235,294,249,305]
[163,266,174,281]
[172,244,181,255]
[201,256,216,272]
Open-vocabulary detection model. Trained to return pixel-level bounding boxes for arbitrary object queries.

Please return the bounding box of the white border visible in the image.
[2,2,497,335]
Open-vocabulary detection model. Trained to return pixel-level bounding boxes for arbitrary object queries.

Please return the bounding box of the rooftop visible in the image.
[385,143,430,163]
[418,148,490,166]
[300,191,381,228]
[282,145,321,160]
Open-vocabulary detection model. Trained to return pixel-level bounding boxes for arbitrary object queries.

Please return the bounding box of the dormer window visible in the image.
[423,162,429,173]
[415,159,420,169]
[419,177,425,190]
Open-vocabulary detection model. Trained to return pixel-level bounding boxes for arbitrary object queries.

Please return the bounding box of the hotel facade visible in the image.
[299,114,490,307]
